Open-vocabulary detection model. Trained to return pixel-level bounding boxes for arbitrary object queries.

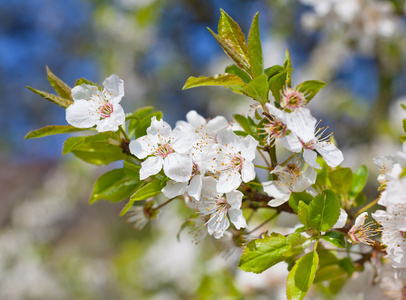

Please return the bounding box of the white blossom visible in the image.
[263,162,317,207]
[129,116,196,182]
[348,212,380,245]
[66,74,125,132]
[188,177,247,239]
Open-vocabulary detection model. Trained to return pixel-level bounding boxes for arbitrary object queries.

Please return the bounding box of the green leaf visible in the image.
[237,74,268,104]
[286,251,319,300]
[401,103,406,110]
[354,192,367,206]
[46,66,72,100]
[283,49,293,87]
[285,233,309,257]
[267,67,290,102]
[315,157,328,186]
[123,160,141,181]
[127,107,156,137]
[289,192,314,213]
[307,190,341,232]
[298,201,309,227]
[129,179,166,202]
[27,86,72,108]
[238,233,290,273]
[89,168,142,204]
[25,125,90,139]
[134,111,163,138]
[314,264,347,283]
[233,114,257,137]
[182,74,245,90]
[321,231,346,248]
[349,165,368,197]
[224,65,251,83]
[400,135,406,143]
[247,12,263,77]
[297,80,326,102]
[74,78,103,90]
[403,119,406,133]
[328,168,353,194]
[62,133,110,155]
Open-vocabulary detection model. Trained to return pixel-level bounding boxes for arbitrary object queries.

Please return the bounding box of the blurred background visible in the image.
[1,0,406,299]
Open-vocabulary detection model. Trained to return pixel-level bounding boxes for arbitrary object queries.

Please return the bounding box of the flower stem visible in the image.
[155,197,177,210]
[268,145,277,167]
[254,164,269,170]
[281,153,298,166]
[354,197,380,217]
[119,125,130,141]
[257,149,272,169]
[246,212,279,234]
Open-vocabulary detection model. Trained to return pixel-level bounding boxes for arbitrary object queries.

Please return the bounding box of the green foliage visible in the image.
[266,65,289,102]
[349,165,368,198]
[46,66,72,100]
[182,74,245,90]
[328,168,353,195]
[297,201,309,227]
[27,86,73,108]
[233,114,259,141]
[321,231,346,248]
[123,160,141,181]
[134,111,163,138]
[283,49,293,87]
[247,12,263,78]
[224,65,251,83]
[25,125,90,139]
[238,233,290,273]
[307,190,341,232]
[297,80,326,102]
[89,168,142,204]
[130,178,167,202]
[286,251,318,300]
[314,157,328,186]
[236,74,269,104]
[289,192,314,213]
[74,77,103,90]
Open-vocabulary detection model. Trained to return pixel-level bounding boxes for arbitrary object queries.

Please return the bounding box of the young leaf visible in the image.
[233,114,256,137]
[328,168,353,195]
[349,165,368,197]
[25,125,90,139]
[247,12,263,77]
[297,80,326,102]
[225,65,251,83]
[135,111,163,138]
[123,160,141,181]
[283,49,293,88]
[238,233,290,273]
[183,74,245,90]
[237,74,268,104]
[74,78,103,90]
[286,251,319,300]
[27,86,72,108]
[267,68,290,102]
[298,201,309,227]
[285,233,309,257]
[89,168,142,204]
[72,143,127,165]
[321,231,346,248]
[130,179,167,202]
[289,192,314,213]
[46,66,72,100]
[307,190,341,232]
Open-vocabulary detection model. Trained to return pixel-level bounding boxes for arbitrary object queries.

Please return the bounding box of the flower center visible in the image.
[231,154,244,170]
[301,139,316,150]
[100,102,114,118]
[280,88,306,111]
[156,144,173,158]
[192,162,199,176]
[264,120,287,138]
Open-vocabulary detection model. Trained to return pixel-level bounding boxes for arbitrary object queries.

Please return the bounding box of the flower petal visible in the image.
[303,149,320,169]
[140,156,163,180]
[216,128,240,147]
[240,135,258,161]
[186,110,206,128]
[285,107,316,143]
[66,100,99,128]
[102,74,124,102]
[280,133,302,153]
[206,116,228,133]
[163,152,193,182]
[147,116,172,138]
[333,208,348,229]
[129,136,156,159]
[187,175,203,201]
[228,209,247,229]
[263,181,290,207]
[316,141,343,167]
[171,124,196,153]
[96,104,125,132]
[162,180,188,198]
[71,84,98,101]
[241,160,256,183]
[217,171,241,193]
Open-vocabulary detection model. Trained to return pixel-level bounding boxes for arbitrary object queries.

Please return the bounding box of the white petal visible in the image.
[186,110,206,128]
[140,156,163,180]
[171,124,196,153]
[217,171,242,193]
[285,108,316,143]
[240,135,258,161]
[147,116,172,138]
[206,116,228,133]
[228,209,247,229]
[163,153,193,182]
[102,74,124,102]
[303,149,320,169]
[200,177,220,199]
[263,181,290,207]
[225,190,243,209]
[355,212,369,227]
[207,211,230,239]
[280,133,302,153]
[316,141,344,167]
[266,103,286,123]
[71,84,98,101]
[95,104,125,132]
[187,175,203,201]
[66,100,99,128]
[162,180,187,198]
[241,160,256,182]
[216,128,240,147]
[129,136,156,159]
[333,208,348,229]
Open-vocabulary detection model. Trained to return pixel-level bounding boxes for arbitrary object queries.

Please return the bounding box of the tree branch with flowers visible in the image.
[25,9,406,300]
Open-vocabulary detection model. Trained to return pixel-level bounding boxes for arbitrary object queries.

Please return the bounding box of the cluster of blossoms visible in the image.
[65,75,346,239]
